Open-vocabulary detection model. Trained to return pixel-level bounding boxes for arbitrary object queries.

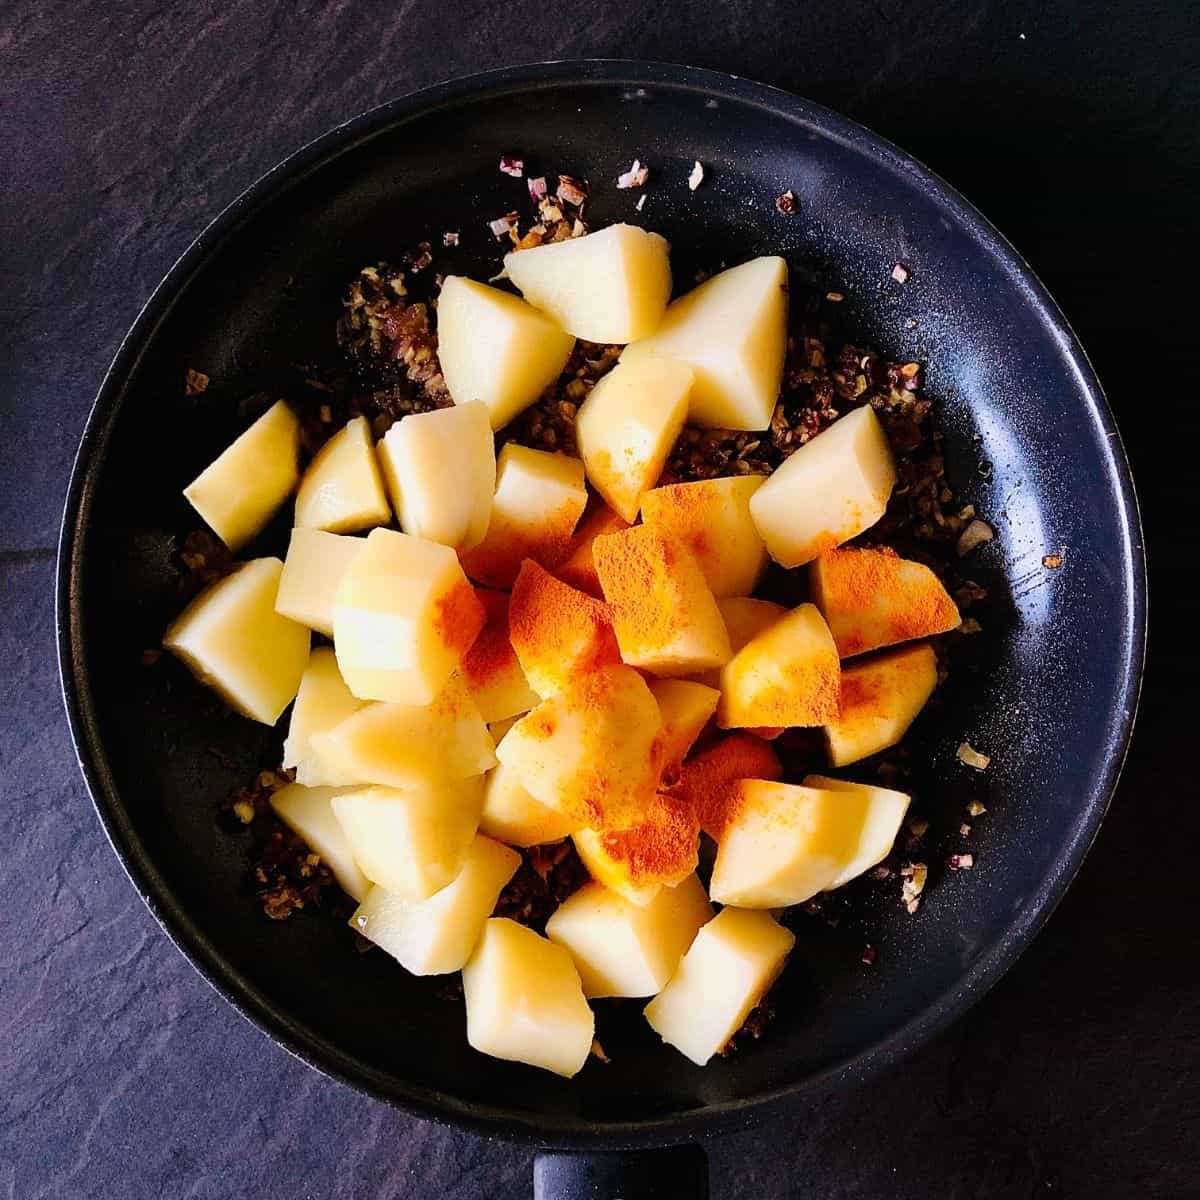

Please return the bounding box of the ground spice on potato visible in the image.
[586,790,699,886]
[672,733,784,838]
[458,590,522,691]
[555,503,630,596]
[431,578,486,660]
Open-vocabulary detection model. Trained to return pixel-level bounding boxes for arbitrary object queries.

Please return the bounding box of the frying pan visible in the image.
[57,61,1145,1198]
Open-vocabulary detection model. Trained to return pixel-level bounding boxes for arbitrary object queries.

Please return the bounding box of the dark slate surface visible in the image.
[3,2,1197,1196]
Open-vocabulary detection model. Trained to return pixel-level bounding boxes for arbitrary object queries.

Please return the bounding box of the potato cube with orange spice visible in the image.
[810,546,961,658]
[459,444,588,588]
[594,526,731,677]
[648,679,720,778]
[509,561,620,697]
[481,760,583,847]
[458,589,540,723]
[496,664,664,830]
[556,503,630,596]
[674,732,783,838]
[333,528,485,705]
[694,597,787,688]
[717,603,840,730]
[803,775,910,887]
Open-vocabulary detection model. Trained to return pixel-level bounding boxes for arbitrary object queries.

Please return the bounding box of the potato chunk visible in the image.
[481,761,582,847]
[824,642,938,766]
[437,276,575,430]
[594,526,731,677]
[460,444,588,588]
[463,918,594,1077]
[331,778,484,900]
[349,835,520,973]
[377,401,495,550]
[333,527,484,705]
[621,257,787,430]
[648,679,720,777]
[163,558,310,725]
[694,597,787,688]
[269,782,369,901]
[504,223,672,343]
[556,504,630,596]
[182,400,300,551]
[575,358,692,522]
[644,907,794,1065]
[709,780,871,906]
[509,561,619,697]
[294,415,391,533]
[282,647,366,775]
[546,875,713,999]
[803,775,911,887]
[749,406,897,567]
[810,546,961,658]
[275,528,365,637]
[496,664,663,829]
[717,603,840,729]
[675,732,784,838]
[308,677,496,789]
[640,476,768,598]
[458,589,540,723]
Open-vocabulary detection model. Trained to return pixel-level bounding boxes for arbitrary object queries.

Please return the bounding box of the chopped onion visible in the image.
[957,518,994,557]
[616,158,649,189]
[957,742,991,771]
[891,262,910,283]
[499,154,524,178]
[527,175,548,201]
[688,160,705,190]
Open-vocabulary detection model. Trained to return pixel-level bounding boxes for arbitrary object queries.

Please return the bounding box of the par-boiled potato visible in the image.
[480,760,583,847]
[803,774,911,888]
[648,678,720,777]
[555,503,630,596]
[269,782,369,902]
[458,589,540,724]
[294,415,391,533]
[274,528,365,637]
[282,647,366,775]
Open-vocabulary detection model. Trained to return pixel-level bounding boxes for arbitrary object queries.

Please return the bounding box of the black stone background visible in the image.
[2,2,1198,1196]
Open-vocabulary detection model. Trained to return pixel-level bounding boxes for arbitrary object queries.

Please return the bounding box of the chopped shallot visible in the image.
[957,742,991,771]
[957,518,994,556]
[617,159,649,189]
[688,160,705,190]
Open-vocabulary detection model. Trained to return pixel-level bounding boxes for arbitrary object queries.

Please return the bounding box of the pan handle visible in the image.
[534,1146,709,1199]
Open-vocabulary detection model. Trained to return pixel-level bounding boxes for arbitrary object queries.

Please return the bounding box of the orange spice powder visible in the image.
[431,577,486,660]
[672,732,783,838]
[460,496,586,589]
[589,789,699,885]
[458,589,518,688]
[556,503,630,596]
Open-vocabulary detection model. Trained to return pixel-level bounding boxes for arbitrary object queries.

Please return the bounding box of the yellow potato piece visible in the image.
[648,679,720,777]
[593,526,731,677]
[282,647,366,775]
[463,918,594,1078]
[824,642,938,766]
[644,907,794,1066]
[459,444,588,589]
[546,875,713,999]
[556,504,630,596]
[349,835,520,974]
[459,589,540,724]
[377,401,496,550]
[504,223,672,343]
[621,257,788,430]
[183,400,300,551]
[163,557,310,725]
[333,527,484,705]
[803,774,911,888]
[331,779,484,901]
[749,405,897,567]
[275,528,365,637]
[269,782,369,901]
[709,780,871,907]
[437,276,575,430]
[575,359,692,522]
[810,546,961,658]
[308,677,496,790]
[694,597,787,688]
[480,760,582,847]
[294,415,391,533]
[640,475,768,598]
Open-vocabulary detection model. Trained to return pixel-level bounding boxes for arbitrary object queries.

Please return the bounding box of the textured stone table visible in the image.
[3,2,1197,1196]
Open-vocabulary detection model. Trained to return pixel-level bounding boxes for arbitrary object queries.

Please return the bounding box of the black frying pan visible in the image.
[57,61,1146,1198]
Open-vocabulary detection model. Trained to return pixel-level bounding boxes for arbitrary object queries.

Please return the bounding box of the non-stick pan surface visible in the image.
[58,61,1145,1146]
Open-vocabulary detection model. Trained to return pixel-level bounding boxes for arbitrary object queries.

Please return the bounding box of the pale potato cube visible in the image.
[463,918,594,1077]
[269,782,368,901]
[694,597,787,688]
[546,875,713,999]
[810,546,961,658]
[648,679,720,777]
[496,664,663,829]
[333,527,484,705]
[331,779,484,900]
[282,647,366,772]
[350,835,520,973]
[803,775,911,888]
[575,359,692,522]
[556,504,630,596]
[460,444,588,588]
[183,400,300,551]
[825,642,938,766]
[163,558,309,725]
[676,732,783,838]
[509,560,619,697]
[294,415,391,533]
[644,907,794,1065]
[459,589,540,723]
[621,257,788,430]
[504,223,672,343]
[594,526,731,677]
[437,276,575,430]
[309,677,496,789]
[481,761,582,847]
[377,401,495,550]
[275,528,365,637]
[749,406,897,567]
[718,603,840,729]
[573,791,699,907]
[709,780,869,907]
